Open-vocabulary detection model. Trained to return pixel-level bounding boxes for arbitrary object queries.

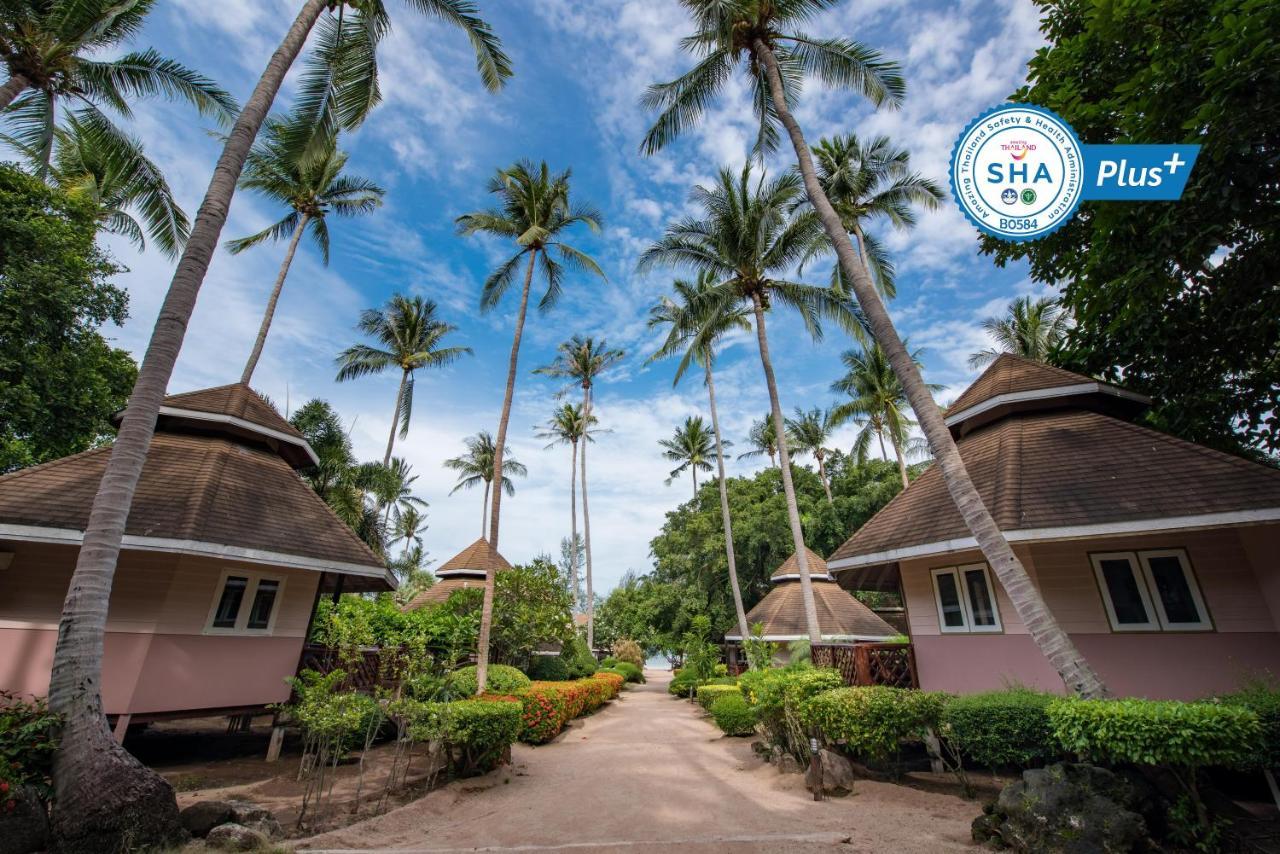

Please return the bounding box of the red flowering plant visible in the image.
[0,691,61,806]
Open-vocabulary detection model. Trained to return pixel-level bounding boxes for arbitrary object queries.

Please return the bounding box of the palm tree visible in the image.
[394,504,426,553]
[659,416,718,497]
[969,296,1072,368]
[335,295,472,465]
[643,0,1106,697]
[458,165,604,692]
[0,0,238,165]
[785,407,836,503]
[44,4,508,844]
[536,404,598,611]
[648,271,752,639]
[828,343,936,489]
[375,457,428,527]
[737,415,779,468]
[806,132,944,297]
[230,115,385,383]
[443,431,528,537]
[534,336,624,652]
[639,162,865,646]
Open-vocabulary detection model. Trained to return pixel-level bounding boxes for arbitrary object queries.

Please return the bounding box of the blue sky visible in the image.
[62,0,1053,594]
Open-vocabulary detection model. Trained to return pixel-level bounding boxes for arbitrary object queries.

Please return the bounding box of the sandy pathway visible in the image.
[297,670,977,853]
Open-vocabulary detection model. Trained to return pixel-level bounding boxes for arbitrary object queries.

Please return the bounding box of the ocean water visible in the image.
[645,654,672,671]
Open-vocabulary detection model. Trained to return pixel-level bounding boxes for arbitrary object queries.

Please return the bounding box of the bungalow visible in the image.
[827,355,1280,700]
[725,547,898,662]
[401,537,509,610]
[0,384,394,739]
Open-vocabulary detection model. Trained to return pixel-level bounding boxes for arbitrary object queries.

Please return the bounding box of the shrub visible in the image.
[591,671,625,698]
[526,655,571,682]
[802,687,947,765]
[611,661,644,684]
[611,638,644,670]
[710,694,757,736]
[941,688,1059,770]
[448,664,531,698]
[560,636,598,679]
[600,657,620,668]
[514,677,619,744]
[696,684,741,710]
[1216,681,1280,768]
[739,667,842,761]
[0,692,60,802]
[439,699,521,775]
[668,669,703,697]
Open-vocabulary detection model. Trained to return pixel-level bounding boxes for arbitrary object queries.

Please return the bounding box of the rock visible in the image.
[206,822,267,851]
[803,748,856,794]
[776,754,800,775]
[180,800,236,838]
[0,785,48,854]
[984,763,1153,853]
[750,740,771,757]
[225,799,274,825]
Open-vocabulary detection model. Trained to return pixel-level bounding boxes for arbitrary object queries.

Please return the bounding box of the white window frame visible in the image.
[931,563,1002,634]
[1091,549,1211,632]
[205,568,286,635]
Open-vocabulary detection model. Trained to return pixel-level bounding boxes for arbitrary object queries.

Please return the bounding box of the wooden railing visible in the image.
[296,644,407,694]
[811,642,918,689]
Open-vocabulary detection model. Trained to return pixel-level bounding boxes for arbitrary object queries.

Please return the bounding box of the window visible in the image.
[931,564,1002,633]
[1091,549,1211,632]
[206,571,285,633]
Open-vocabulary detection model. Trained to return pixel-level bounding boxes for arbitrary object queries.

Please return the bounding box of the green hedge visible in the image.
[710,694,757,736]
[611,661,645,684]
[1048,698,1262,770]
[560,636,598,679]
[526,655,571,681]
[941,688,1060,770]
[802,686,947,764]
[448,664,531,697]
[696,684,741,710]
[1216,683,1280,768]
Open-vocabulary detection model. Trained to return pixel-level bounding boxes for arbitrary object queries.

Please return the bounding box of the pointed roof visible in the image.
[435,538,512,578]
[726,549,896,641]
[0,432,392,590]
[401,575,489,610]
[944,354,1149,438]
[770,546,833,581]
[115,383,317,468]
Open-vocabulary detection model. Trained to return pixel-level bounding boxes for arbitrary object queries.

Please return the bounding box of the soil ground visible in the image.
[293,669,983,853]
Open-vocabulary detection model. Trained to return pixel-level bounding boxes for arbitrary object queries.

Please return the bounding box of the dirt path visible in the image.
[297,670,977,853]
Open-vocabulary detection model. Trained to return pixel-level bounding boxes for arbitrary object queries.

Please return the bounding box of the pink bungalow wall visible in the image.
[896,524,1280,700]
[0,541,320,715]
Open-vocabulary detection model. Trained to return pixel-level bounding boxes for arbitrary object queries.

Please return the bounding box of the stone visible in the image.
[206,822,268,851]
[245,816,283,841]
[776,754,801,774]
[0,785,49,854]
[225,799,274,826]
[179,800,236,838]
[750,740,771,757]
[983,763,1153,853]
[803,748,856,794]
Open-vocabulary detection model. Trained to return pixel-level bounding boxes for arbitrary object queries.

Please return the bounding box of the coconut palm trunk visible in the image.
[755,39,1106,698]
[750,293,822,644]
[385,369,408,465]
[706,359,749,639]
[815,450,834,504]
[569,437,580,610]
[891,438,909,489]
[580,383,596,650]
[0,73,30,110]
[481,479,491,538]
[241,211,310,383]
[476,253,536,692]
[46,2,330,848]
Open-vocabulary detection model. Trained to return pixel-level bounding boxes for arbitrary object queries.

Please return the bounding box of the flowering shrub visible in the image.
[0,691,60,805]
[591,671,625,699]
[508,677,621,744]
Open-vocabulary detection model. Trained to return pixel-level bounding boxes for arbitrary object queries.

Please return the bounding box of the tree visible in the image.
[44,3,508,845]
[659,416,717,496]
[0,0,237,162]
[534,336,624,652]
[374,456,428,527]
[443,431,528,537]
[335,294,471,464]
[0,164,136,473]
[969,296,1071,369]
[230,115,384,383]
[806,132,944,297]
[738,415,778,468]
[639,162,864,646]
[828,343,935,489]
[643,0,1107,697]
[456,160,603,693]
[536,403,598,610]
[648,270,753,639]
[785,407,836,503]
[980,0,1278,458]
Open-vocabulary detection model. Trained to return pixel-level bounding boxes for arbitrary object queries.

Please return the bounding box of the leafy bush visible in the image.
[739,667,843,761]
[448,664,531,698]
[439,699,521,775]
[611,638,644,669]
[1048,698,1261,771]
[802,687,947,765]
[283,670,382,753]
[611,661,644,684]
[742,623,777,671]
[681,616,720,681]
[591,671,625,698]
[512,677,619,744]
[696,684,741,710]
[668,669,703,697]
[0,692,60,802]
[600,657,620,668]
[941,688,1059,770]
[710,694,757,736]
[1215,681,1280,768]
[526,655,571,682]
[560,636,598,679]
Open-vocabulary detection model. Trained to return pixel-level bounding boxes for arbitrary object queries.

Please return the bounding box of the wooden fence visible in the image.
[811,642,918,689]
[296,645,407,694]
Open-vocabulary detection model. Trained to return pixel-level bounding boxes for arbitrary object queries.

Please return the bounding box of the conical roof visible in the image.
[770,546,833,581]
[401,538,512,612]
